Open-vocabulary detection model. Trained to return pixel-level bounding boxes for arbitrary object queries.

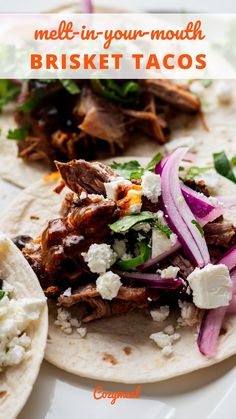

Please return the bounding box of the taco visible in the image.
[1,150,236,384]
[0,235,47,419]
[0,78,200,188]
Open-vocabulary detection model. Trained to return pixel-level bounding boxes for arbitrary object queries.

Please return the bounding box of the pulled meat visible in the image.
[58,283,159,322]
[142,80,200,113]
[204,221,236,249]
[56,159,116,196]
[15,79,200,165]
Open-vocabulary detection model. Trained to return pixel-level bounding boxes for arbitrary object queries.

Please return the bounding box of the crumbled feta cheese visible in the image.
[163,325,175,335]
[161,345,173,357]
[187,264,232,309]
[88,194,103,201]
[151,229,176,259]
[215,81,232,104]
[54,308,81,335]
[137,233,145,242]
[63,287,72,297]
[132,223,151,233]
[0,285,45,370]
[150,305,169,322]
[165,136,196,153]
[160,266,179,279]
[77,327,87,338]
[189,81,204,96]
[112,239,127,259]
[79,191,87,200]
[82,243,117,274]
[150,329,180,357]
[141,172,161,203]
[177,300,200,327]
[104,178,131,200]
[96,271,122,300]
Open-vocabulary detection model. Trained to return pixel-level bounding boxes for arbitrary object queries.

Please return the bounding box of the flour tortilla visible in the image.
[0,236,48,419]
[1,157,236,383]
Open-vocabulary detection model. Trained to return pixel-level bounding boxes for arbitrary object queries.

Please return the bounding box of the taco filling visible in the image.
[14,148,236,358]
[6,79,200,164]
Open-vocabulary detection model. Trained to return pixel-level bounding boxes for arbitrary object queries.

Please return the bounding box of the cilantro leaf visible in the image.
[213,151,236,184]
[231,155,236,166]
[184,165,212,180]
[110,153,163,180]
[109,212,159,233]
[109,160,142,179]
[0,80,21,112]
[59,80,80,94]
[0,290,5,300]
[146,152,163,172]
[91,79,139,104]
[191,220,204,237]
[152,221,172,239]
[7,126,29,141]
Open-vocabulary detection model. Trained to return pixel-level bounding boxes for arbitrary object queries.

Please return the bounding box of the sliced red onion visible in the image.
[160,147,210,267]
[156,154,223,223]
[155,155,168,175]
[83,0,93,13]
[197,307,227,357]
[217,246,236,273]
[113,269,183,289]
[181,183,225,223]
[197,257,236,357]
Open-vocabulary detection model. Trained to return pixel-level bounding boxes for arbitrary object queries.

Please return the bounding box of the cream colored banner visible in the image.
[0,13,235,78]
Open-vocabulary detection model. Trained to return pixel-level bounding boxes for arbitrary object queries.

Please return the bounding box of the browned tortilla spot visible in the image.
[0,391,7,399]
[102,352,118,365]
[123,346,132,355]
[30,215,40,220]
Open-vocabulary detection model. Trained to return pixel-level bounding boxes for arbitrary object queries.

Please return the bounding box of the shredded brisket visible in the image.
[14,79,200,165]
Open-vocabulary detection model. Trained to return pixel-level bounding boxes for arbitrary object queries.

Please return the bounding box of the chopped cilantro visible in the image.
[59,80,80,94]
[146,152,163,172]
[184,165,212,180]
[152,221,172,239]
[91,79,139,104]
[110,152,163,180]
[0,290,5,300]
[7,126,29,141]
[213,151,236,184]
[109,160,142,179]
[0,80,21,112]
[191,220,204,237]
[109,212,159,233]
[231,155,236,166]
